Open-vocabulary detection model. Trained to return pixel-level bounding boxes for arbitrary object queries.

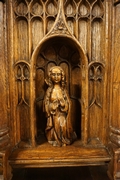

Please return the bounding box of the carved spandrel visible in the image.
[50,17,70,35]
[47,0,72,37]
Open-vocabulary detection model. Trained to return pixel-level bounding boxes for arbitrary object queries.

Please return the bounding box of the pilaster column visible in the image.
[108,1,120,179]
[0,1,12,179]
[0,0,9,151]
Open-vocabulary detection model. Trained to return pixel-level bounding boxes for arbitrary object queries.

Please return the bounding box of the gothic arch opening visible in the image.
[31,36,88,145]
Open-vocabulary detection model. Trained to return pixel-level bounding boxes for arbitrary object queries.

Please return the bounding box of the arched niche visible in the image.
[30,36,88,146]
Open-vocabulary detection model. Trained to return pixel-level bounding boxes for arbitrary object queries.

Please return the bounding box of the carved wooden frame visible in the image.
[1,0,120,179]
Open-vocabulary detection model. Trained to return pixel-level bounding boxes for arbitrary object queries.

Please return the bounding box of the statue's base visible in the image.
[9,141,111,168]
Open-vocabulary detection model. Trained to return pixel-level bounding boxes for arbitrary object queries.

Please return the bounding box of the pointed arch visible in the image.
[30,35,89,146]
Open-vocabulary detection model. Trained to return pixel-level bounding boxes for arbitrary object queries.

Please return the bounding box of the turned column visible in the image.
[0,0,12,179]
[108,1,120,180]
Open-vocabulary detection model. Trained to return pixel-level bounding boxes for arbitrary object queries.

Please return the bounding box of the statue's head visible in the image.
[46,66,66,88]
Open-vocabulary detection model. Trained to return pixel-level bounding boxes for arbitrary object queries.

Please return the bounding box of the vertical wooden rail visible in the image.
[0,0,12,179]
[108,1,120,179]
[0,0,10,151]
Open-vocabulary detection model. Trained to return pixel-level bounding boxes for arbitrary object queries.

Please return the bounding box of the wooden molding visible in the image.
[1,0,120,179]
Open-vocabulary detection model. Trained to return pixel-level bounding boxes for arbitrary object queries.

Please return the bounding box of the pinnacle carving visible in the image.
[50,17,70,36]
[47,2,72,37]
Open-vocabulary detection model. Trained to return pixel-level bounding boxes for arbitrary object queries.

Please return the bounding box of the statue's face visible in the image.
[51,68,62,84]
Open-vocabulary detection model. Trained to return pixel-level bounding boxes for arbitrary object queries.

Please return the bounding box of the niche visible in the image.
[35,37,82,144]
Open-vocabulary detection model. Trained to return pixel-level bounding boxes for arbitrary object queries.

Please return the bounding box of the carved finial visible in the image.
[47,0,72,37]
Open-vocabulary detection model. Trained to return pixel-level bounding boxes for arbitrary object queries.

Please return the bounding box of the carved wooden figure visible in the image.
[43,66,77,146]
[0,0,120,179]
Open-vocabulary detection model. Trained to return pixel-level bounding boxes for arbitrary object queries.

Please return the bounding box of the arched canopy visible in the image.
[31,35,88,68]
[30,34,89,145]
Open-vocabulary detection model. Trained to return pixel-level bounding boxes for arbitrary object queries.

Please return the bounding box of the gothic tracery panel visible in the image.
[14,0,59,57]
[88,62,104,144]
[89,62,104,108]
[64,0,104,62]
[12,0,106,146]
[14,61,30,145]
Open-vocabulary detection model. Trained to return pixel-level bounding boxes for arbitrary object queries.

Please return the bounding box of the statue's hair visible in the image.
[45,66,66,89]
